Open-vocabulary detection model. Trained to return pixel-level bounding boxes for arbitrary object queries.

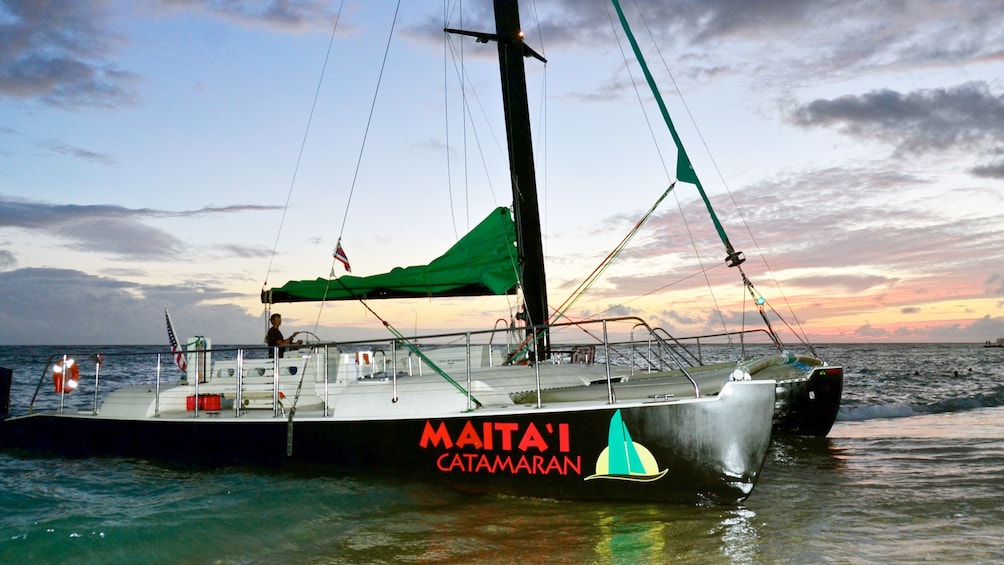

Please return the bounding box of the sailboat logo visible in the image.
[585,409,668,482]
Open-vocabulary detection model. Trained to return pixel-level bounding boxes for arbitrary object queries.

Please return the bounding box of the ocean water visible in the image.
[2,343,1003,564]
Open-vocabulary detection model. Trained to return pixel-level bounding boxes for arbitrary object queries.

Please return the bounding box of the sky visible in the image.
[1,0,1003,346]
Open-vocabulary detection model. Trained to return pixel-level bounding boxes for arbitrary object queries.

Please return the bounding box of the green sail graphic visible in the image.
[586,409,668,482]
[608,409,646,475]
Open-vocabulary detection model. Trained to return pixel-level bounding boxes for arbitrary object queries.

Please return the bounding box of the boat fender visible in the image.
[53,359,80,393]
[730,368,751,381]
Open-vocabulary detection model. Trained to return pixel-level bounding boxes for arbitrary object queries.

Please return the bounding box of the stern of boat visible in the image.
[772,366,844,437]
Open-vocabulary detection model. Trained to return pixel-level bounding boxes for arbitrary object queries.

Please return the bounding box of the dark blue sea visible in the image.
[2,343,1003,563]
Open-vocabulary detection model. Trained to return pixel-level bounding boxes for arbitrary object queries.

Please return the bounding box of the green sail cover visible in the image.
[262,207,518,303]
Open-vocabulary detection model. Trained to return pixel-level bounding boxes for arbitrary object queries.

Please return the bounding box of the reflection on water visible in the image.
[302,490,776,564]
[405,499,770,564]
[584,505,764,564]
[746,409,1004,563]
[718,508,759,564]
[593,512,666,564]
[834,408,1004,441]
[769,435,848,470]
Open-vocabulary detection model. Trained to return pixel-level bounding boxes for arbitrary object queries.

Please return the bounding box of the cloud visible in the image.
[0,0,343,108]
[658,308,705,327]
[0,196,279,260]
[571,158,1004,332]
[790,82,1004,158]
[988,274,1004,296]
[42,139,115,165]
[579,303,640,319]
[0,267,263,344]
[853,323,891,339]
[710,166,1003,276]
[0,197,183,258]
[894,315,1004,343]
[794,274,899,295]
[0,0,138,108]
[157,0,340,33]
[481,1,1004,87]
[971,162,1004,178]
[0,248,15,269]
[188,204,280,216]
[621,168,898,274]
[0,127,113,165]
[218,243,273,260]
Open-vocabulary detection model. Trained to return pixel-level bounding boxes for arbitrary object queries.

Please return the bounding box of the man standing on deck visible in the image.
[265,313,302,358]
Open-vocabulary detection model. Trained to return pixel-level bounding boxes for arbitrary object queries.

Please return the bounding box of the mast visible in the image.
[446,0,550,359]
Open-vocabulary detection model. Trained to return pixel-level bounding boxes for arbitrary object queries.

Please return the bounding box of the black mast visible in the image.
[446,0,550,360]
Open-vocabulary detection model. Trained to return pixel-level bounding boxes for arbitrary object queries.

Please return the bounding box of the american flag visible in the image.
[164,307,187,373]
[334,242,351,273]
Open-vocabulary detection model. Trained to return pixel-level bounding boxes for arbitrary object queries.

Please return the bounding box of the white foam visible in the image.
[838,403,918,421]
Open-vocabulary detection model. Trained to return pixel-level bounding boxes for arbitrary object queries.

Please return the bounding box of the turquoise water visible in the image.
[2,344,1003,563]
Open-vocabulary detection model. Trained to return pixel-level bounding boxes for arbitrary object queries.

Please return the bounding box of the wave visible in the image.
[838,385,1004,422]
[839,403,918,421]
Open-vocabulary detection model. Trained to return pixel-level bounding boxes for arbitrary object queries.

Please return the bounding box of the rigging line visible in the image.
[669,189,732,340]
[612,15,672,180]
[285,353,313,457]
[459,1,471,234]
[335,0,403,242]
[591,261,727,317]
[329,276,482,408]
[490,207,522,299]
[444,23,522,322]
[442,1,475,233]
[309,256,339,334]
[464,27,470,235]
[443,51,510,323]
[527,0,548,253]
[740,284,749,358]
[307,1,402,334]
[766,298,817,353]
[443,41,520,319]
[262,0,345,290]
[753,248,814,348]
[444,33,504,208]
[444,2,458,239]
[630,0,812,346]
[527,0,547,57]
[551,183,676,323]
[604,1,732,340]
[535,65,548,256]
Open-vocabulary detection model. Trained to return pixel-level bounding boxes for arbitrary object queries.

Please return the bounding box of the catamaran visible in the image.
[0,0,840,504]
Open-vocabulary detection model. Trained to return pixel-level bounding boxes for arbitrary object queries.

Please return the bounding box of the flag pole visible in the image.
[164,306,187,374]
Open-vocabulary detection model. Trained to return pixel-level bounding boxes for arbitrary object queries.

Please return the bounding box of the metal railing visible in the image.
[20,320,783,418]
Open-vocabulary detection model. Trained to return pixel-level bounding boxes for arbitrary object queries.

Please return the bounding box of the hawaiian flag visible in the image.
[334,242,351,273]
[164,307,187,373]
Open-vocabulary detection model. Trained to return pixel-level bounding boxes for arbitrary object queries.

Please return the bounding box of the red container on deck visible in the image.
[186,394,222,411]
